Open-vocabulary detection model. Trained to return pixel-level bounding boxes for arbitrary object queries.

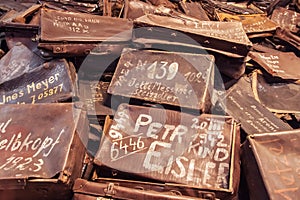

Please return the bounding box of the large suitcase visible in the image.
[73,178,216,200]
[133,14,252,57]
[242,129,300,200]
[94,103,240,199]
[0,102,89,200]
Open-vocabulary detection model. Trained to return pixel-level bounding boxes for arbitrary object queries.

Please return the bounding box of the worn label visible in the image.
[108,49,214,111]
[0,60,75,104]
[0,104,77,178]
[96,104,238,190]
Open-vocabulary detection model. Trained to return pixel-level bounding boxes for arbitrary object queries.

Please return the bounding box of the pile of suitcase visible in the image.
[0,0,299,199]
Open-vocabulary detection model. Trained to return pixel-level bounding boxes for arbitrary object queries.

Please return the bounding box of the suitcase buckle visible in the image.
[104,183,116,196]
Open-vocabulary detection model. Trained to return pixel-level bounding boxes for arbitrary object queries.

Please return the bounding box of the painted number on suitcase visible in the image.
[0,155,44,172]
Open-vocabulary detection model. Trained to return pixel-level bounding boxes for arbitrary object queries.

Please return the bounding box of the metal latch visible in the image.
[198,191,216,200]
[104,183,116,196]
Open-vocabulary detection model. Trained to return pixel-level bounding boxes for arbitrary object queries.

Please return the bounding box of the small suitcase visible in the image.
[216,12,278,38]
[0,102,89,200]
[249,50,300,81]
[271,7,300,34]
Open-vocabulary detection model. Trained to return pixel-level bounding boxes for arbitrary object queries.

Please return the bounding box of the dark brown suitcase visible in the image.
[0,43,44,85]
[73,178,216,200]
[133,14,252,57]
[0,58,77,104]
[271,7,300,34]
[251,70,300,114]
[179,1,210,21]
[274,27,300,52]
[241,129,300,200]
[249,50,300,81]
[108,48,215,112]
[221,76,292,135]
[94,103,240,199]
[0,102,89,200]
[0,4,41,51]
[38,8,133,57]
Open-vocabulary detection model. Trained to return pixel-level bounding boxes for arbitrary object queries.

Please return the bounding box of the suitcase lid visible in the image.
[40,8,133,42]
[249,50,300,81]
[0,59,76,104]
[251,71,300,114]
[222,76,292,134]
[107,48,214,112]
[271,7,300,34]
[95,103,239,192]
[0,103,88,179]
[247,129,300,200]
[216,12,278,36]
[0,43,44,85]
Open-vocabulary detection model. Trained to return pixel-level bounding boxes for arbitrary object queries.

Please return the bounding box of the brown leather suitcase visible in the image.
[94,103,240,199]
[0,58,77,104]
[251,70,300,114]
[38,8,133,57]
[133,14,252,57]
[241,129,300,200]
[0,43,44,85]
[221,76,292,135]
[73,178,216,200]
[0,102,89,200]
[108,48,215,112]
[216,12,278,38]
[271,7,300,34]
[0,3,41,51]
[249,50,300,81]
